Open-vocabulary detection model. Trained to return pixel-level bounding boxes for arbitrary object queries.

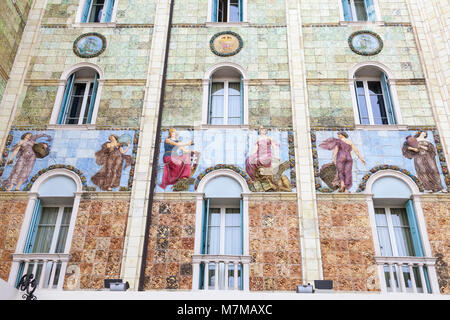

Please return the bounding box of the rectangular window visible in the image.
[342,0,376,22]
[209,81,242,125]
[213,0,242,22]
[82,0,115,23]
[32,206,72,254]
[64,82,94,125]
[355,80,391,125]
[201,203,243,290]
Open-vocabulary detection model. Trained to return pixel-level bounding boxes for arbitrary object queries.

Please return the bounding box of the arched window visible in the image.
[203,64,248,126]
[10,171,82,290]
[193,170,250,291]
[365,172,439,294]
[79,0,116,23]
[51,64,103,126]
[350,64,400,125]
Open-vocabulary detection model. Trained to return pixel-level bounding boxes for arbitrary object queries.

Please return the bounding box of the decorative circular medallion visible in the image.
[73,33,107,58]
[348,30,383,56]
[210,31,243,57]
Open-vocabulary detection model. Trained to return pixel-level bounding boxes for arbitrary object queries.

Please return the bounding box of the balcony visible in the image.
[12,253,70,290]
[375,256,439,294]
[192,254,251,291]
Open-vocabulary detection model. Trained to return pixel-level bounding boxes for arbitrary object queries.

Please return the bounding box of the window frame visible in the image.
[202,63,249,127]
[208,0,247,24]
[50,64,104,127]
[209,79,242,126]
[76,0,118,25]
[63,79,95,125]
[374,206,415,257]
[339,0,382,24]
[206,205,242,255]
[354,77,390,125]
[33,205,73,254]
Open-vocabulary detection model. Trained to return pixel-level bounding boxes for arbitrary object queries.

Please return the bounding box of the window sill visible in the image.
[205,22,249,27]
[72,22,117,28]
[339,21,384,27]
[200,124,250,130]
[47,124,97,130]
[354,124,408,131]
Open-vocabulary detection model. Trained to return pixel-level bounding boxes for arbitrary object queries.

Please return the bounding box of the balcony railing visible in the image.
[12,253,70,290]
[375,256,439,294]
[192,254,251,291]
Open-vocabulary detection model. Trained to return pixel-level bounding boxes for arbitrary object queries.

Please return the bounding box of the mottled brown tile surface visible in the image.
[317,200,380,292]
[248,200,301,291]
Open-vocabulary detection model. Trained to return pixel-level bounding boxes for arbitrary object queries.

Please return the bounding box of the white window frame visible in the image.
[209,79,242,126]
[206,205,242,255]
[62,79,95,125]
[349,63,403,127]
[207,0,248,25]
[338,0,382,24]
[8,170,82,290]
[202,63,249,127]
[75,0,119,26]
[193,169,250,291]
[50,63,104,128]
[34,206,73,254]
[354,77,390,125]
[364,170,441,294]
[374,206,414,257]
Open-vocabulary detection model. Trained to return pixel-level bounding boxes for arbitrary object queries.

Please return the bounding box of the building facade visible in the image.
[0,0,448,298]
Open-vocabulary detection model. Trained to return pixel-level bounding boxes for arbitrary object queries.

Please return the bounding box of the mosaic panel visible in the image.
[312,128,449,193]
[155,128,296,193]
[0,129,139,192]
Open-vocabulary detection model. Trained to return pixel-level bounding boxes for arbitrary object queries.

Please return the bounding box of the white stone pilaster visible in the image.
[120,0,173,290]
[285,0,323,284]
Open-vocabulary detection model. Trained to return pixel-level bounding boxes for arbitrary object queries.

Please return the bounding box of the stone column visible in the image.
[120,0,173,290]
[285,0,323,283]
[0,0,47,153]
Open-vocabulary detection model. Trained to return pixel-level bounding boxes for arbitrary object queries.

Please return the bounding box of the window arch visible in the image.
[202,63,248,126]
[364,171,440,293]
[193,169,250,291]
[50,63,104,126]
[9,170,82,290]
[349,63,401,126]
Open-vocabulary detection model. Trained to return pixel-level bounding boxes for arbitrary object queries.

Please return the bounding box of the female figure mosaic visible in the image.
[319,131,366,193]
[402,131,446,193]
[91,134,133,191]
[159,128,195,190]
[246,127,279,180]
[3,132,52,191]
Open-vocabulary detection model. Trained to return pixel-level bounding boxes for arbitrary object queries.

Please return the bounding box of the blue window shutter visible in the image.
[24,199,42,254]
[240,76,244,125]
[207,76,213,124]
[240,198,243,254]
[212,0,218,22]
[58,73,75,124]
[81,0,92,23]
[342,0,351,21]
[364,0,376,21]
[104,0,115,22]
[86,73,99,124]
[239,0,243,21]
[201,199,210,254]
[405,200,424,257]
[381,74,397,124]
